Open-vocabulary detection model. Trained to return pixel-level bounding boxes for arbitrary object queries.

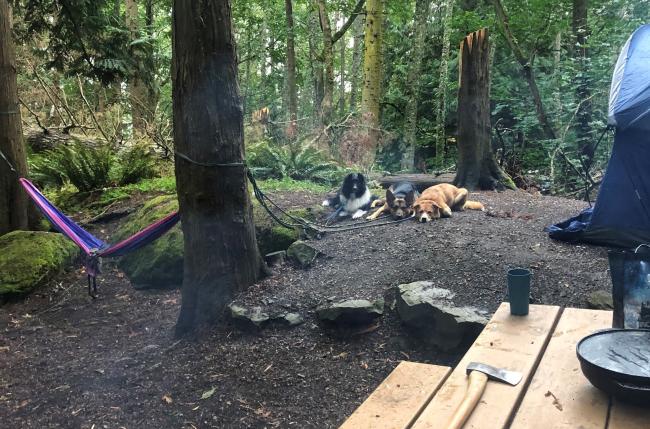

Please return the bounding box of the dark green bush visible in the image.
[116,144,157,186]
[247,141,340,184]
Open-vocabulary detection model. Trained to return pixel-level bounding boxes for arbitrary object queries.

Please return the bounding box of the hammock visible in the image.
[19,178,180,294]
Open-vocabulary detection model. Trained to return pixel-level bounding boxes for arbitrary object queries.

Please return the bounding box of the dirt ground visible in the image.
[0,189,612,428]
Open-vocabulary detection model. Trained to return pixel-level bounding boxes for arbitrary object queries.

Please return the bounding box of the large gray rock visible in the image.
[287,240,319,268]
[396,281,488,350]
[317,299,384,327]
[229,304,270,330]
[0,231,78,298]
[586,290,613,310]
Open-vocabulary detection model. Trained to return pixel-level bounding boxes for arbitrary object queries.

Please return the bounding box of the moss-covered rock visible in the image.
[115,194,324,289]
[0,231,78,298]
[113,195,183,290]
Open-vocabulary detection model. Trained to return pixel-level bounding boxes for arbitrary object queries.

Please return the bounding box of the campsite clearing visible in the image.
[0,189,612,428]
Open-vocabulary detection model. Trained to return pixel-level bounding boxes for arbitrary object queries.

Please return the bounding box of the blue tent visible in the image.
[546,24,650,249]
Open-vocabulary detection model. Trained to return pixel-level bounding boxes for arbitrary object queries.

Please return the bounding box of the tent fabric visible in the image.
[19,178,180,275]
[608,24,650,131]
[547,24,650,249]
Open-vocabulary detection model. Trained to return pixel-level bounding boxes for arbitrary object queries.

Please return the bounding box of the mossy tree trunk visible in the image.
[316,0,334,126]
[315,0,365,127]
[346,0,383,166]
[349,17,363,110]
[125,0,150,136]
[401,0,432,171]
[434,0,454,169]
[454,29,515,191]
[0,0,29,235]
[172,0,266,335]
[573,0,593,168]
[284,0,298,140]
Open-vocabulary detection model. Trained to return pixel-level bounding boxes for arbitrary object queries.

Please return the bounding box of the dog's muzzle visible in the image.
[418,214,431,223]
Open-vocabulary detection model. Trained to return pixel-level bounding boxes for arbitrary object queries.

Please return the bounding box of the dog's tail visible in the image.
[463,200,485,211]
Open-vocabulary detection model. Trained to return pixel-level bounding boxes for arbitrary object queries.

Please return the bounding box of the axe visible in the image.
[444,362,522,429]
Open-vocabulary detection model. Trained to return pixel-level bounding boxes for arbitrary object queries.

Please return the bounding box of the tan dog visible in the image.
[413,184,485,223]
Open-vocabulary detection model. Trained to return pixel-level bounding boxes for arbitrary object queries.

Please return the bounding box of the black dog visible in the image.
[322,173,376,221]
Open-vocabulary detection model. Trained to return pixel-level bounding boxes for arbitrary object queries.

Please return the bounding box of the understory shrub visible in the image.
[247,141,340,184]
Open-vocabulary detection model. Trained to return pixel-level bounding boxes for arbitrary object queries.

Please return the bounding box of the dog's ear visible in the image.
[357,173,365,183]
[429,200,442,209]
[405,190,416,206]
[413,202,420,211]
[386,188,395,206]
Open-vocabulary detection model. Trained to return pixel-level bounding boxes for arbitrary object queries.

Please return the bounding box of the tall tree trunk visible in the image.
[349,17,363,110]
[573,0,593,166]
[0,0,29,235]
[172,0,266,335]
[316,0,334,126]
[401,0,432,171]
[285,0,298,139]
[434,0,454,169]
[308,9,324,125]
[125,0,149,136]
[453,29,514,191]
[338,19,346,117]
[491,0,556,140]
[356,0,383,166]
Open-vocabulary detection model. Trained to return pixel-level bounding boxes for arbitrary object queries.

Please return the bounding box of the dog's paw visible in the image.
[322,200,330,207]
[352,209,367,219]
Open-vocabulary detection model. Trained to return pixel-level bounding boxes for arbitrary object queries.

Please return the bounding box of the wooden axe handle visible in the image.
[444,370,489,429]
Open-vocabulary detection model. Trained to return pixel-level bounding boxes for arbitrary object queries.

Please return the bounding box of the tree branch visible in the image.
[332,0,365,44]
[76,75,111,144]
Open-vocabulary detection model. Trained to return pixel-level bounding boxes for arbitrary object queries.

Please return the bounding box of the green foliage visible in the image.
[116,144,158,186]
[29,141,113,192]
[247,141,341,184]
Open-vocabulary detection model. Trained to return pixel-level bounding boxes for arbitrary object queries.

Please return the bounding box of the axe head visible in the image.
[466,362,523,386]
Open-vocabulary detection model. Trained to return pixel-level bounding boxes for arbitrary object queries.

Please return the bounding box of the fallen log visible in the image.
[377,173,455,192]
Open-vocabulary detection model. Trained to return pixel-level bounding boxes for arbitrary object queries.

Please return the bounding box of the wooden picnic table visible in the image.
[340,303,650,429]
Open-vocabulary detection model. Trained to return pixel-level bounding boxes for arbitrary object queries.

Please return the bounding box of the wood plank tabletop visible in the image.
[411,303,561,429]
[339,362,451,429]
[509,308,611,429]
[343,305,650,429]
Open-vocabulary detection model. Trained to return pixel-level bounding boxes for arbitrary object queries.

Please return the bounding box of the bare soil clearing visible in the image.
[0,189,611,428]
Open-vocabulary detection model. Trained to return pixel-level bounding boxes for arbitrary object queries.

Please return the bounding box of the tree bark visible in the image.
[0,0,29,235]
[434,0,454,168]
[354,0,383,166]
[349,17,363,110]
[284,0,298,139]
[491,0,557,140]
[308,8,324,125]
[172,0,266,335]
[453,29,515,191]
[315,0,364,127]
[125,0,149,136]
[316,0,334,126]
[573,0,593,165]
[401,0,431,171]
[338,17,346,117]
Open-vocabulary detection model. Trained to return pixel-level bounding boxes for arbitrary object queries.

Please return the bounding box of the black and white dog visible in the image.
[322,173,376,220]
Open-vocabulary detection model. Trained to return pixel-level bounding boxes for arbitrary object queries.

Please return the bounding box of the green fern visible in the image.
[117,144,158,186]
[247,142,340,184]
[29,141,114,192]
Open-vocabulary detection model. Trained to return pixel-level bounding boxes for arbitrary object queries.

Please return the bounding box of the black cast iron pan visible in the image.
[577,329,650,405]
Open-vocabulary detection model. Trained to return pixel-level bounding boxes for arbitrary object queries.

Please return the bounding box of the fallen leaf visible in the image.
[192,406,200,411]
[0,346,9,352]
[95,369,105,375]
[201,387,216,400]
[162,394,173,404]
[333,352,348,360]
[360,361,369,370]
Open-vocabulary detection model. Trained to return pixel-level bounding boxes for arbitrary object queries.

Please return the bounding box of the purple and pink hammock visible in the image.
[19,178,179,296]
